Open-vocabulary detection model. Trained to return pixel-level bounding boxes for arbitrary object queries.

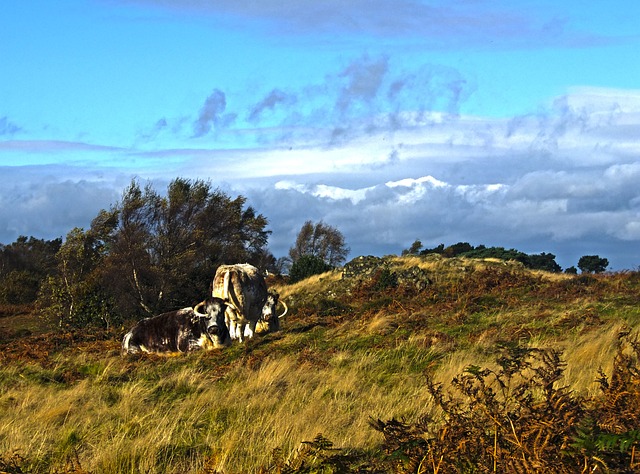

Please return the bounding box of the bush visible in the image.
[289,255,332,284]
[370,333,640,473]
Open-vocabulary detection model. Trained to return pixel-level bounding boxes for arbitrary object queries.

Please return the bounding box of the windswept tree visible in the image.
[38,178,273,325]
[402,239,423,256]
[100,178,272,316]
[287,220,349,282]
[289,220,349,267]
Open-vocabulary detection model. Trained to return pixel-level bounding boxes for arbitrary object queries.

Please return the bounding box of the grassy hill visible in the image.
[1,255,640,473]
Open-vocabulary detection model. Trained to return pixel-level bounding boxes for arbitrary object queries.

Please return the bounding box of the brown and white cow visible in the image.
[211,263,287,342]
[121,297,229,354]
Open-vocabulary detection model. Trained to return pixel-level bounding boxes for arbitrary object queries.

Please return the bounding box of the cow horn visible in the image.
[193,301,207,317]
[278,299,288,319]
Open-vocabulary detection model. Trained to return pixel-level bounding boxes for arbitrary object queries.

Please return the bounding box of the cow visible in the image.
[121,297,230,355]
[211,263,288,342]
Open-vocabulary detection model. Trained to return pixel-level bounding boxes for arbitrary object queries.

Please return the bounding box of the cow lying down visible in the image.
[121,297,230,355]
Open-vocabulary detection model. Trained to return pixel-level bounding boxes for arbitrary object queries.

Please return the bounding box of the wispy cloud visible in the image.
[0,117,22,136]
[192,89,237,137]
[113,0,621,49]
[248,89,297,123]
[2,85,640,269]
[114,0,607,48]
[0,140,125,154]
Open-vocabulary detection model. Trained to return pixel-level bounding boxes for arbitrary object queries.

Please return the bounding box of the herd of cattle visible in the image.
[121,263,288,355]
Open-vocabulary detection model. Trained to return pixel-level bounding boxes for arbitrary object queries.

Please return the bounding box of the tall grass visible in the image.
[0,343,437,472]
[2,257,640,472]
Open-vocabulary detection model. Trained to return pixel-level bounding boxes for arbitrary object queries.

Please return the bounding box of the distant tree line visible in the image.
[0,178,350,329]
[402,240,609,274]
[0,236,61,305]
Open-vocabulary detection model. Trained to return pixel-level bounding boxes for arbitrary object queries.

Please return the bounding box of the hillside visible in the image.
[1,254,640,473]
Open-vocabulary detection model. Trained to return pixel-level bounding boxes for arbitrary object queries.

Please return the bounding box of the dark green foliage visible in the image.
[0,271,40,304]
[0,236,61,305]
[578,255,609,274]
[565,266,578,274]
[420,242,564,272]
[442,241,474,257]
[289,255,333,283]
[523,252,562,272]
[37,227,118,329]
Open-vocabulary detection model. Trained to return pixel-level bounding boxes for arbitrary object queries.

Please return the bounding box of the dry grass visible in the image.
[2,257,640,473]
[0,345,436,473]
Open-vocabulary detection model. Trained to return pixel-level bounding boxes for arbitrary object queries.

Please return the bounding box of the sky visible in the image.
[1,0,640,271]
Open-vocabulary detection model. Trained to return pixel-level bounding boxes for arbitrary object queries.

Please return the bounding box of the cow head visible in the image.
[194,297,231,347]
[261,290,288,332]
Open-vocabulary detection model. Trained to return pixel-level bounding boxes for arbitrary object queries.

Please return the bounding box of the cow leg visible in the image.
[244,321,257,340]
[225,308,239,340]
[237,322,247,342]
[226,314,236,340]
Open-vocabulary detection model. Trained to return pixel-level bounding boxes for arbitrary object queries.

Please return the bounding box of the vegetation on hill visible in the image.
[403,240,611,274]
[1,255,640,473]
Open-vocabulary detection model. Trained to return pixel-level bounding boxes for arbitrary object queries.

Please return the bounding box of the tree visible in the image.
[35,178,274,326]
[289,220,349,267]
[37,227,115,329]
[442,242,474,258]
[420,243,445,255]
[578,255,609,274]
[95,178,273,317]
[402,239,423,256]
[0,271,40,305]
[524,253,562,273]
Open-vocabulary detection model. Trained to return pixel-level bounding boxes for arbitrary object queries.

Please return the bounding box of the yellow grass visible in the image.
[2,258,639,473]
[0,347,437,473]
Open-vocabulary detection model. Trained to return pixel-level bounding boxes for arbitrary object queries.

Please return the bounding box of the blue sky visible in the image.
[1,0,640,270]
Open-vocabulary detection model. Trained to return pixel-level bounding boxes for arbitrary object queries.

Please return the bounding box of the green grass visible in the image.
[1,256,640,472]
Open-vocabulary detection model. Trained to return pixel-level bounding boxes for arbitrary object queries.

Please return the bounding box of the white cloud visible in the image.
[386,175,447,189]
[0,171,121,241]
[3,80,640,270]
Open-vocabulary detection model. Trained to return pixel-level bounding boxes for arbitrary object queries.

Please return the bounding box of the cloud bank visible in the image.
[2,45,639,271]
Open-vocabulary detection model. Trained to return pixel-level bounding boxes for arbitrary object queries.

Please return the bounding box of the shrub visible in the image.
[370,333,640,473]
[289,255,332,283]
